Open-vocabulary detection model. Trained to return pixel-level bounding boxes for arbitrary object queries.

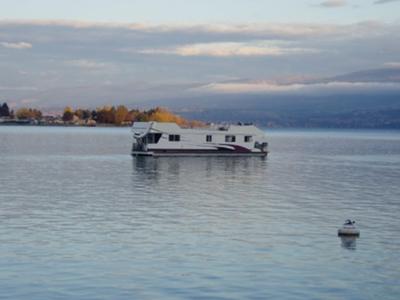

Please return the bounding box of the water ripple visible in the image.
[0,127,399,299]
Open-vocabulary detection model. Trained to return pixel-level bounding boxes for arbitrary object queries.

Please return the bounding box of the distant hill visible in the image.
[4,67,400,128]
[327,68,400,83]
[176,94,400,128]
[153,67,400,128]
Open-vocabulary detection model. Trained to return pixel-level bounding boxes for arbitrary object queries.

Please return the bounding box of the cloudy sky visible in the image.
[0,0,400,108]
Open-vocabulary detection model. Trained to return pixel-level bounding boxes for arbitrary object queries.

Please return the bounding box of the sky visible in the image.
[0,0,400,108]
[1,0,399,23]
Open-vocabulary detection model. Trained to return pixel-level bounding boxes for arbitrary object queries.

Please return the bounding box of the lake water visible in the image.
[0,126,399,299]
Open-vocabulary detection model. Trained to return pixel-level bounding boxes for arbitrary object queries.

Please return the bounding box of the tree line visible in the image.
[1,102,42,119]
[1,102,202,127]
[62,105,202,126]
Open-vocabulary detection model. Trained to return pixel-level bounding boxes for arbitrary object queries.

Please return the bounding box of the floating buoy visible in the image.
[338,220,360,237]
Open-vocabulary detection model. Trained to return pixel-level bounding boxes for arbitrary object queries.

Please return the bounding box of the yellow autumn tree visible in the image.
[114,105,129,125]
[147,107,188,126]
[16,108,32,119]
[16,108,42,119]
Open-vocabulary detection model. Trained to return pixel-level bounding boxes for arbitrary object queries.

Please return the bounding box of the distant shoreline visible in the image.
[0,121,131,128]
[2,122,400,130]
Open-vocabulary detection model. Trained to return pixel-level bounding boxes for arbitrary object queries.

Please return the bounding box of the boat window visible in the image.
[147,133,162,144]
[244,136,253,143]
[206,135,212,142]
[225,135,236,143]
[169,134,180,142]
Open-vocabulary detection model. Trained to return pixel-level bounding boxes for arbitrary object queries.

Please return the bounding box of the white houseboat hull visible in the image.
[131,122,268,157]
[132,151,268,157]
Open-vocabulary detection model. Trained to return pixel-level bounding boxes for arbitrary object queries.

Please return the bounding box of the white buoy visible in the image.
[338,220,360,237]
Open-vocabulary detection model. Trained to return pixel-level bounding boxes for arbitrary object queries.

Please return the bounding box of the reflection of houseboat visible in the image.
[132,122,268,157]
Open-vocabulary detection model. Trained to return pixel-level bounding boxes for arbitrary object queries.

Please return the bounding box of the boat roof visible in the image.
[132,122,265,135]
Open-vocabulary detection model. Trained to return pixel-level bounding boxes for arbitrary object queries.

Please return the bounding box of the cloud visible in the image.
[20,98,39,105]
[0,86,38,91]
[0,19,383,40]
[0,41,32,49]
[195,81,304,93]
[0,20,399,107]
[319,0,347,7]
[374,0,400,4]
[384,62,400,68]
[193,68,400,94]
[139,42,317,57]
[66,59,107,69]
[194,80,400,95]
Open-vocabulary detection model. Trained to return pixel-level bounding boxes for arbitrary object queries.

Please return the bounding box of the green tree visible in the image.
[0,103,10,117]
[74,109,91,120]
[82,109,91,120]
[91,110,97,121]
[96,106,115,124]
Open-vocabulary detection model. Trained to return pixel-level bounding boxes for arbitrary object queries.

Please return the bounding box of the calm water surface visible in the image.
[0,126,399,299]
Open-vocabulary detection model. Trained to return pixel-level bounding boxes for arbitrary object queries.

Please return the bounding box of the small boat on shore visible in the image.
[338,220,360,237]
[131,122,268,157]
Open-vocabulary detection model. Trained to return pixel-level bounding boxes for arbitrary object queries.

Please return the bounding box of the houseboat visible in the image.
[131,122,268,157]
